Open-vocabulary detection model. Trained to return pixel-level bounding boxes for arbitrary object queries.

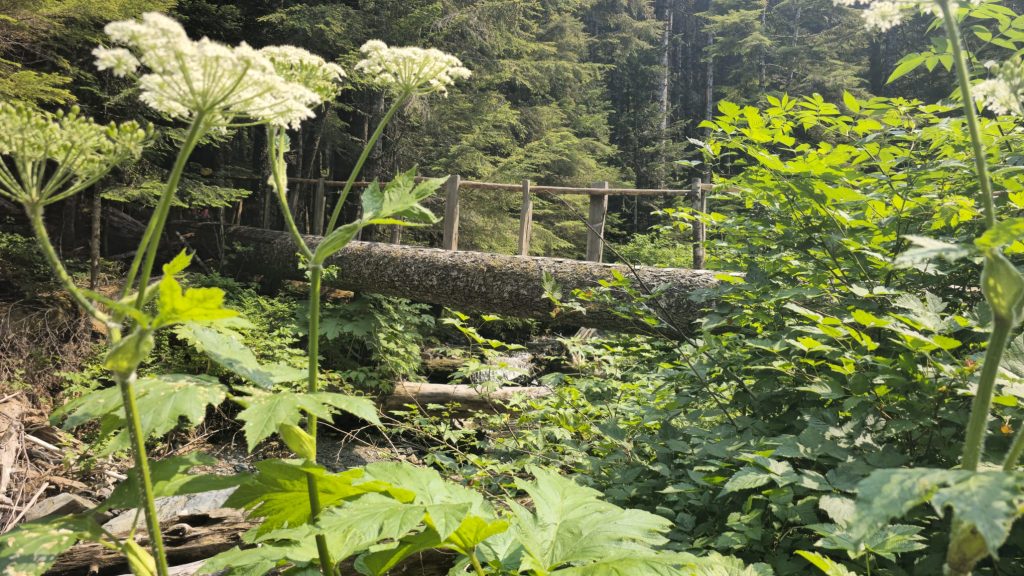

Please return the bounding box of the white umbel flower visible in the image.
[975,61,1024,116]
[833,0,982,32]
[354,40,471,97]
[95,12,344,129]
[93,47,140,77]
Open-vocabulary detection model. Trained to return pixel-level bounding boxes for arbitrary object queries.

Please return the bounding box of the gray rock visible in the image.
[102,488,236,534]
[24,493,98,522]
[468,352,534,386]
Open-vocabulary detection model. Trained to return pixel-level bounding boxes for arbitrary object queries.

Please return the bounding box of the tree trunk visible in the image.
[90,190,102,289]
[208,225,719,336]
[657,0,674,189]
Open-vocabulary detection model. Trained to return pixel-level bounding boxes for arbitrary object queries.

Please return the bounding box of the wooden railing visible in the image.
[228,174,716,268]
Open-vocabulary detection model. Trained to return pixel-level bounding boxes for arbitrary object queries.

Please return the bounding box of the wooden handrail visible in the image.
[231,172,721,263]
[224,174,695,197]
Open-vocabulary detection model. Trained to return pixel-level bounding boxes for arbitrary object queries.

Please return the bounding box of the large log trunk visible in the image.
[211,226,718,336]
[384,382,551,413]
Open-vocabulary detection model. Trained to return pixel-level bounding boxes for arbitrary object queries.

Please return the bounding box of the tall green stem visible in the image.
[268,128,313,260]
[123,114,208,308]
[938,3,1011,573]
[116,369,171,576]
[940,0,996,227]
[264,127,335,575]
[26,203,110,325]
[304,263,336,576]
[324,94,408,233]
[961,318,1012,470]
[939,0,1003,472]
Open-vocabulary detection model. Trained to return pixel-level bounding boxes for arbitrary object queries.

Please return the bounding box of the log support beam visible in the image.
[209,225,719,336]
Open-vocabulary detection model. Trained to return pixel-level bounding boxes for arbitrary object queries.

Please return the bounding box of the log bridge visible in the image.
[214,225,720,336]
[196,174,729,335]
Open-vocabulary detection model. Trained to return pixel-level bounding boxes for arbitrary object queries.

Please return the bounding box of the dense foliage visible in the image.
[6,0,1024,576]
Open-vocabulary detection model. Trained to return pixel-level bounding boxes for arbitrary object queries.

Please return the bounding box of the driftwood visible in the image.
[384,382,551,413]
[208,225,719,336]
[48,508,254,575]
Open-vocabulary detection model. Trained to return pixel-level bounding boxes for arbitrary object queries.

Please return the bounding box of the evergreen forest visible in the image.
[5,1,1024,575]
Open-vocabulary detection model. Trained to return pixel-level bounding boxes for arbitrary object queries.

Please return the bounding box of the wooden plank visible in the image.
[517,179,532,256]
[312,177,325,236]
[586,181,609,262]
[442,174,460,251]
[691,177,706,269]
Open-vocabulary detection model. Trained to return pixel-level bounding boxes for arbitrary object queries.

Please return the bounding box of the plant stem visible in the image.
[124,114,208,309]
[115,369,171,576]
[939,0,996,228]
[962,318,1011,471]
[26,203,110,325]
[269,128,313,260]
[468,551,487,576]
[324,93,408,234]
[304,263,336,576]
[939,0,1005,473]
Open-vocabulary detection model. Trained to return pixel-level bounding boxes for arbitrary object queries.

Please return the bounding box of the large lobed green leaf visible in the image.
[226,459,390,536]
[507,467,673,574]
[51,373,227,454]
[234,387,379,451]
[175,323,305,388]
[850,468,1024,559]
[0,515,104,576]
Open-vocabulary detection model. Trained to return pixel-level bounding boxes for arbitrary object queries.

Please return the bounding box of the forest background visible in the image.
[0,0,985,256]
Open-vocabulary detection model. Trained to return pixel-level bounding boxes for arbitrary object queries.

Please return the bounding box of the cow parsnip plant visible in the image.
[0,13,404,576]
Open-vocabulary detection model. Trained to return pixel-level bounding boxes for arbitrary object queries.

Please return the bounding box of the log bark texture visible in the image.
[48,508,253,575]
[214,226,718,336]
[384,382,551,413]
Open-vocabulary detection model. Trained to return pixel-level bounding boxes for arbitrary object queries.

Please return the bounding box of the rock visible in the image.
[102,488,236,534]
[468,352,534,386]
[24,493,99,522]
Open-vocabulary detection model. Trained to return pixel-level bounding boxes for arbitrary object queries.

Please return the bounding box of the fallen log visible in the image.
[384,382,551,413]
[209,225,719,336]
[48,508,254,575]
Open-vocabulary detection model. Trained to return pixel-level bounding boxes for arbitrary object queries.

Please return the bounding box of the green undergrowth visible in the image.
[393,90,1024,574]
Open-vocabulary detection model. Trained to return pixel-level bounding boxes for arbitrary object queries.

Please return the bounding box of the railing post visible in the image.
[442,174,461,251]
[517,179,532,256]
[691,177,706,269]
[260,174,272,229]
[288,178,301,232]
[586,181,608,262]
[312,177,325,236]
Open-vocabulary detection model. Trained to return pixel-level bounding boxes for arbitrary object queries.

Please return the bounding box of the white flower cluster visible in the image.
[93,12,343,129]
[0,103,149,205]
[354,40,471,97]
[832,0,982,32]
[975,61,1024,116]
